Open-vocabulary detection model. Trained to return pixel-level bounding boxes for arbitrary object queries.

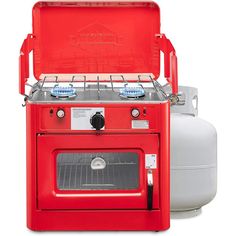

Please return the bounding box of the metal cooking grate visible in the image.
[37,74,167,101]
[57,152,139,190]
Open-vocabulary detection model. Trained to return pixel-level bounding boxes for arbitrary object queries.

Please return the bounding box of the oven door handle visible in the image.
[147,169,153,210]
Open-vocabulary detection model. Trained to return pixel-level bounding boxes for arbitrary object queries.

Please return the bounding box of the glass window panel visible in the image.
[57,152,139,190]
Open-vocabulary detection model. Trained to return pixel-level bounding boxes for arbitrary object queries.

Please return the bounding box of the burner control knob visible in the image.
[131,108,140,118]
[90,112,105,130]
[56,109,65,118]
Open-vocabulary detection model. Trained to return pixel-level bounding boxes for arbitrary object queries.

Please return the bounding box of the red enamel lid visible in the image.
[32,1,161,80]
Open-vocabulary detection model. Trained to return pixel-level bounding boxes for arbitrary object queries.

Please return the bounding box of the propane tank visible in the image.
[170,86,217,218]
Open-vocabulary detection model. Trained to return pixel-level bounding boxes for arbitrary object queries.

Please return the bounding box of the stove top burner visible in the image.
[28,75,167,103]
[119,84,145,99]
[51,84,77,99]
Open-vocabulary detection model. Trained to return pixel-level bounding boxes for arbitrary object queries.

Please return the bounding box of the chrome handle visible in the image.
[147,170,153,210]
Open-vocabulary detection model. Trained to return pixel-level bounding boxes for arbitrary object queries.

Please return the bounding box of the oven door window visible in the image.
[57,152,139,190]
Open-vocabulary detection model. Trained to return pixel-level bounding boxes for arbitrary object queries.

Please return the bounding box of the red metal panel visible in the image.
[38,103,161,133]
[19,2,178,96]
[37,134,159,210]
[26,102,170,231]
[32,1,161,78]
[28,210,167,231]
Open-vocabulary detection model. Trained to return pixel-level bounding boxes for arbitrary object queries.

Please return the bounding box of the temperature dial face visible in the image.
[91,157,106,170]
[56,109,65,118]
[131,108,140,118]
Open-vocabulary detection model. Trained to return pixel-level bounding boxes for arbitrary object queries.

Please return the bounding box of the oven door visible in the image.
[37,134,159,210]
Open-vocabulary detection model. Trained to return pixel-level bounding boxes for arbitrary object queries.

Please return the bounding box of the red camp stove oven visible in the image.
[19,0,178,231]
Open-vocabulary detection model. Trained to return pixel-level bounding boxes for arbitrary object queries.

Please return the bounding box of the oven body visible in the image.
[21,0,175,231]
[26,102,170,230]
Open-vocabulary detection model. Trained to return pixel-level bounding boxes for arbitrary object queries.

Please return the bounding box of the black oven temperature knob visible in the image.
[90,112,105,130]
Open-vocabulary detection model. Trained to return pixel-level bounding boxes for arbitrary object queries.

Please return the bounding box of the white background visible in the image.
[0,0,235,235]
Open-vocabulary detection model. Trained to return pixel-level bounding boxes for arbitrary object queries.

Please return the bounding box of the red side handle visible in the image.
[157,34,178,95]
[19,34,34,95]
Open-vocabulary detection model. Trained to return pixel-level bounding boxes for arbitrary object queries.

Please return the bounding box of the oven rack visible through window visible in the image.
[56,152,139,190]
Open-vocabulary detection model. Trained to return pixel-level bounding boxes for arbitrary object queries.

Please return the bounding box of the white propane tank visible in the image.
[170,86,217,218]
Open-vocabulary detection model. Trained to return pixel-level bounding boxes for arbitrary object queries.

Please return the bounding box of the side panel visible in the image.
[159,102,170,229]
[26,104,38,229]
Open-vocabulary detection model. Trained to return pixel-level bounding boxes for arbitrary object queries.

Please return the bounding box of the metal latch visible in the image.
[162,84,186,106]
[168,93,185,106]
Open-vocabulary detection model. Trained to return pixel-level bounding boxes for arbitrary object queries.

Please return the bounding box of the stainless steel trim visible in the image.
[28,100,168,104]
